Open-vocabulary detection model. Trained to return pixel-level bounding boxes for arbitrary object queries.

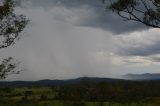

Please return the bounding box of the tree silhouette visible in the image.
[0,0,28,79]
[104,0,160,28]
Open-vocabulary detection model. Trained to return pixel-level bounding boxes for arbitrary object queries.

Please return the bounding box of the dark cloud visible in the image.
[16,0,148,34]
[117,44,160,57]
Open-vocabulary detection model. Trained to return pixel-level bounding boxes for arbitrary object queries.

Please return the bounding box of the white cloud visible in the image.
[114,28,160,56]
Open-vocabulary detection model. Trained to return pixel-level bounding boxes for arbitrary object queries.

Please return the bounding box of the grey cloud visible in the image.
[117,44,160,57]
[4,3,113,80]
[3,0,159,80]
[16,0,148,34]
[114,29,160,57]
[150,57,160,63]
[122,60,144,64]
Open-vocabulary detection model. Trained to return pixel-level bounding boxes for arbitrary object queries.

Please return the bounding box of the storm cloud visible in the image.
[5,1,113,80]
[16,0,148,34]
[2,0,160,80]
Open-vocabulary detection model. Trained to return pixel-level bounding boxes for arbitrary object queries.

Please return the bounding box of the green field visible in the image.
[0,83,160,106]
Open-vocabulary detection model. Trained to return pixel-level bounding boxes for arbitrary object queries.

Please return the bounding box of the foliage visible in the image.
[1,80,160,105]
[0,57,20,79]
[0,0,28,79]
[105,0,160,28]
[0,0,29,48]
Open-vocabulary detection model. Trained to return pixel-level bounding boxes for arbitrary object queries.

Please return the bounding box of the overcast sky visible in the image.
[3,0,160,81]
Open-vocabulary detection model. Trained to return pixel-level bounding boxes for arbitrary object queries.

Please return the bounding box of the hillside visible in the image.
[0,77,125,87]
[123,73,160,80]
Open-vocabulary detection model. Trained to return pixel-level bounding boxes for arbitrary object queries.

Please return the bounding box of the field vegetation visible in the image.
[1,80,160,106]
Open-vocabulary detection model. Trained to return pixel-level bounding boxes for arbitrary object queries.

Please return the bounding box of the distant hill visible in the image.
[2,74,160,88]
[123,73,160,80]
[0,77,125,88]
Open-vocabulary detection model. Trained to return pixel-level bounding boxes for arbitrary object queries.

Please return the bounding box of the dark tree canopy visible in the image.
[105,0,160,28]
[0,0,28,79]
[0,57,20,79]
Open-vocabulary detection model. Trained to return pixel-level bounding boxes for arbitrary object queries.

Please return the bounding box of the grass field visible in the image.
[1,86,160,106]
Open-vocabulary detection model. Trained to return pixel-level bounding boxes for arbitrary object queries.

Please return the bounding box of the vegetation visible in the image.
[105,0,160,28]
[1,79,160,106]
[0,0,28,79]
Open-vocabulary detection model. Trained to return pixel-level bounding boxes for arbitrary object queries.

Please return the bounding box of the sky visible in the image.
[2,0,160,80]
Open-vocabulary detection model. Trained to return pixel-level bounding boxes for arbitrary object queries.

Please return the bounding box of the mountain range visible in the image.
[0,77,125,88]
[1,73,160,87]
[123,73,160,80]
